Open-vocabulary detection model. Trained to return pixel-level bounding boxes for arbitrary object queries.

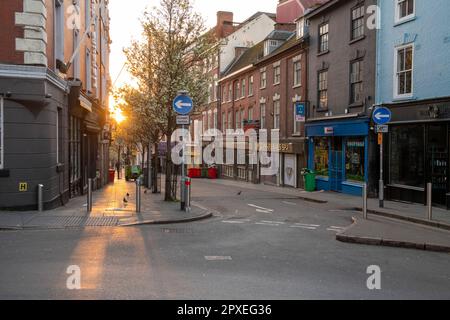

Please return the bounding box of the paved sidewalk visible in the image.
[337,215,450,253]
[0,175,212,230]
[202,178,450,228]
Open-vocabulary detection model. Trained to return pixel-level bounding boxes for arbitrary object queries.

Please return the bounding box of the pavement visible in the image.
[0,174,212,230]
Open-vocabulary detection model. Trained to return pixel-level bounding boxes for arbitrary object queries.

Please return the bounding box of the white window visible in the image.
[248,107,254,121]
[260,103,266,129]
[55,0,65,62]
[241,79,246,98]
[56,108,62,164]
[249,76,254,96]
[86,49,92,92]
[297,18,305,39]
[396,0,415,23]
[260,69,267,89]
[0,97,4,169]
[395,44,414,98]
[213,109,218,129]
[274,100,280,130]
[293,57,302,86]
[274,65,281,85]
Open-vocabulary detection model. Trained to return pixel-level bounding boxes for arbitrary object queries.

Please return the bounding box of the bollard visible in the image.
[136,178,142,213]
[427,183,433,221]
[37,184,44,212]
[363,183,368,219]
[184,177,191,213]
[87,178,93,213]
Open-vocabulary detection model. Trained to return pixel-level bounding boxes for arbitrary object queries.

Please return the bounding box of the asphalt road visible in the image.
[0,179,449,299]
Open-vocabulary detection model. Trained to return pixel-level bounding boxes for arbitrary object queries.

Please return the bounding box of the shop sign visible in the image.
[324,127,334,135]
[19,182,28,192]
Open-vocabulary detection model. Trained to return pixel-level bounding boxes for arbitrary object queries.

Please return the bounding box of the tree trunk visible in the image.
[164,137,173,201]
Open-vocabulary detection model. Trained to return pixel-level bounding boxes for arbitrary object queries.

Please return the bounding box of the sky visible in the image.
[109,0,278,90]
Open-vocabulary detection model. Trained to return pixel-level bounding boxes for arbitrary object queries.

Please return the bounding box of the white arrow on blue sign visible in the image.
[372,107,392,125]
[173,94,194,115]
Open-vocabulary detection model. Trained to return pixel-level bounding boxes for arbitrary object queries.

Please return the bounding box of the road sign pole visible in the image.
[180,124,186,211]
[379,133,384,208]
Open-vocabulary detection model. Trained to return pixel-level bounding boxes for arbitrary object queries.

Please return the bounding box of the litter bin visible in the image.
[108,169,116,184]
[201,167,208,178]
[208,167,218,179]
[301,168,316,192]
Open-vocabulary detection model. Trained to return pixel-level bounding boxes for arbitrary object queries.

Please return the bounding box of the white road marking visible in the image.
[255,222,281,227]
[222,220,245,224]
[294,223,321,227]
[205,256,232,261]
[290,225,317,230]
[282,201,297,206]
[327,228,345,232]
[330,226,345,229]
[248,204,274,212]
[261,221,285,225]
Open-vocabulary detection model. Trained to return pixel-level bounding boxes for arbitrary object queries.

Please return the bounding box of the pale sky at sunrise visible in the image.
[109,0,278,89]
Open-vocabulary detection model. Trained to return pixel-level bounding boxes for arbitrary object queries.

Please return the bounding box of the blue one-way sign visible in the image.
[372,107,392,125]
[173,94,194,115]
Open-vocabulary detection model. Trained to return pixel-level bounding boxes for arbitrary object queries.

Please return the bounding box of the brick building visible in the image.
[0,0,111,210]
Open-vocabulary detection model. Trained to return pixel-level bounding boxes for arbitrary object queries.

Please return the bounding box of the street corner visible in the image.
[336,215,450,253]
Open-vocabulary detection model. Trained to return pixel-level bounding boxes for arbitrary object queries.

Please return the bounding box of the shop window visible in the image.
[345,138,365,182]
[390,125,424,187]
[314,137,329,177]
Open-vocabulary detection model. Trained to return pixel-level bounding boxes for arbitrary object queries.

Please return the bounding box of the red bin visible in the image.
[108,169,116,183]
[208,168,217,179]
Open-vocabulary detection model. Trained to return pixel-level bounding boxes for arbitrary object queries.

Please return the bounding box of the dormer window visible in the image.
[297,18,305,39]
[264,40,280,56]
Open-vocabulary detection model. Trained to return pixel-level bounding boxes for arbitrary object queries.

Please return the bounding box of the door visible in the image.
[427,124,448,206]
[330,137,343,192]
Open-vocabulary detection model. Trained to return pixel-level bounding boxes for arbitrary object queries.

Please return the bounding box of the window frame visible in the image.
[293,59,302,87]
[248,76,254,96]
[394,44,414,99]
[317,70,329,110]
[273,65,281,85]
[350,59,364,105]
[241,79,246,98]
[273,100,280,130]
[260,69,267,89]
[318,22,329,54]
[395,0,415,24]
[351,4,365,41]
[260,103,266,129]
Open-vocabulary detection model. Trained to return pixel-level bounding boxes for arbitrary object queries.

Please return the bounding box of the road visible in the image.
[0,179,449,299]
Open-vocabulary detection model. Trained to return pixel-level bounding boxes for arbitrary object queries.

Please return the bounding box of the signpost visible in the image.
[173,92,193,212]
[372,107,392,208]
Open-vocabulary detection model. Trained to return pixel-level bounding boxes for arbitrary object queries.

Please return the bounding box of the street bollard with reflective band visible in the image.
[363,183,368,219]
[136,178,142,213]
[427,183,433,221]
[87,178,93,213]
[184,177,191,212]
[38,184,44,212]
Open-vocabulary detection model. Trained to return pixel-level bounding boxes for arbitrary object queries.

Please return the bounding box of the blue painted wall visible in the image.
[376,0,450,104]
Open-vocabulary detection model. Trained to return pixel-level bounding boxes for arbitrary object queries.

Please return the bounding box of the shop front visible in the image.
[385,99,450,208]
[306,118,370,196]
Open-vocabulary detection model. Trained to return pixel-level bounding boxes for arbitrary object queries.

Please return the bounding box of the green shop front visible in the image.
[306,118,370,196]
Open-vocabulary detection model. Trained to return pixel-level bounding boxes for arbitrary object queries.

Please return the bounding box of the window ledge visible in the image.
[292,133,302,137]
[349,102,364,108]
[292,84,302,89]
[392,95,416,102]
[273,82,281,87]
[394,15,416,27]
[317,50,330,57]
[349,35,365,45]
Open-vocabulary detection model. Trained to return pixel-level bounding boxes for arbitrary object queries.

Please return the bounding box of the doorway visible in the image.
[330,137,343,192]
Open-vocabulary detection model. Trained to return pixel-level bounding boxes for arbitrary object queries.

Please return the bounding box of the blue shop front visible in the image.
[306,118,370,196]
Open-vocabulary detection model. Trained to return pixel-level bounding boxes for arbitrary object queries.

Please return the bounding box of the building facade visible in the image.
[376,0,450,207]
[305,0,378,196]
[0,0,111,210]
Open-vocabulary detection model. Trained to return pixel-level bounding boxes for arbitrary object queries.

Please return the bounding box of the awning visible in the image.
[79,95,92,112]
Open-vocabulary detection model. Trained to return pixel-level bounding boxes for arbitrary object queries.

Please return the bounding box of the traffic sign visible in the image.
[376,125,389,133]
[176,115,190,125]
[372,107,392,125]
[173,94,194,115]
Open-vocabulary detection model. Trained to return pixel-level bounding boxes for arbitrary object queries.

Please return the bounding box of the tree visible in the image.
[124,0,217,201]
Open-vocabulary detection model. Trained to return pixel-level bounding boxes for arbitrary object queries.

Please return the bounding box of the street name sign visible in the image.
[176,115,190,125]
[372,107,392,125]
[173,94,194,115]
[376,125,389,133]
